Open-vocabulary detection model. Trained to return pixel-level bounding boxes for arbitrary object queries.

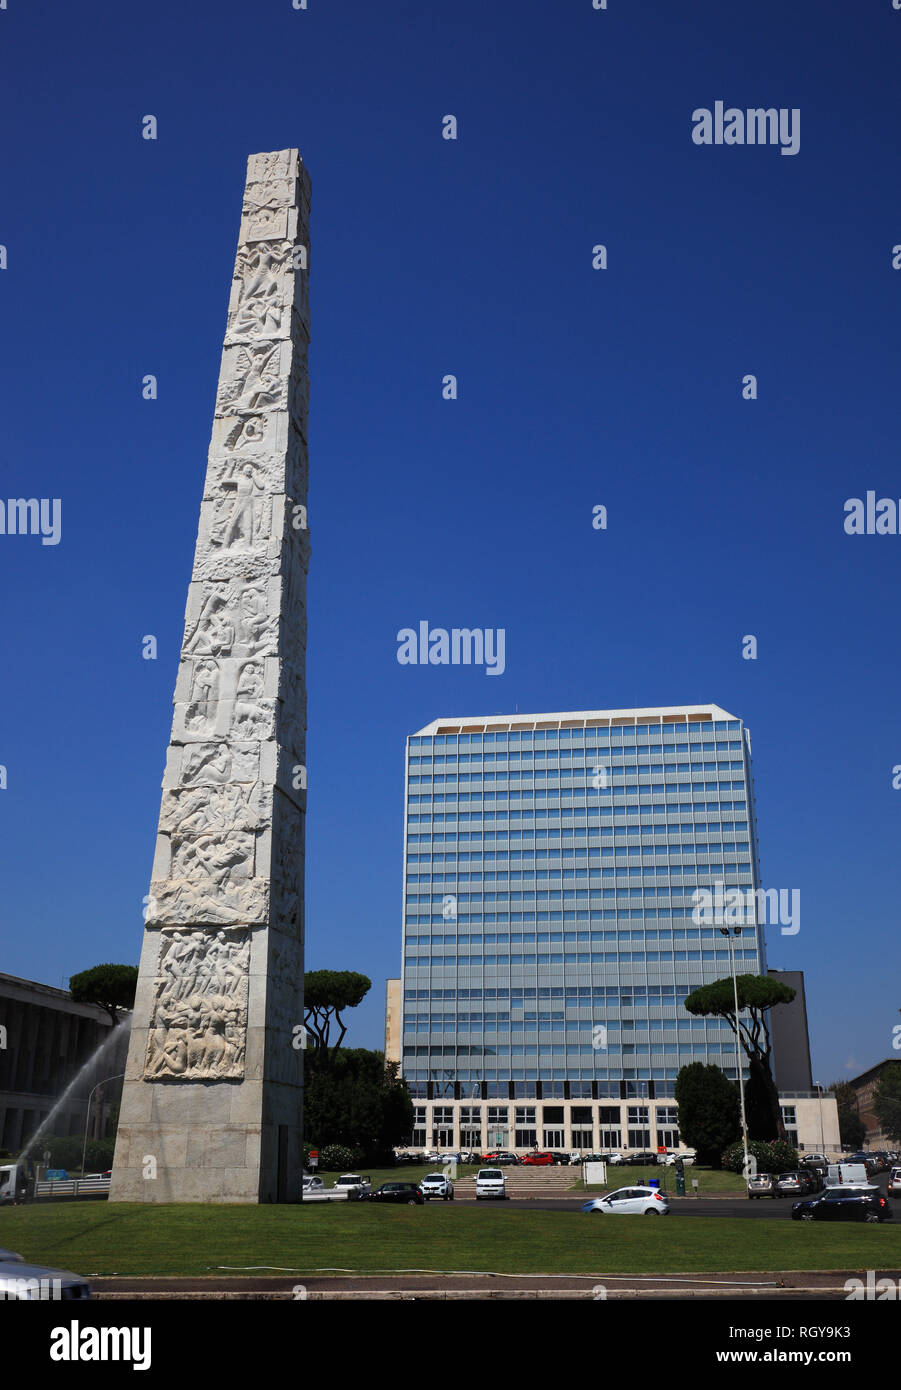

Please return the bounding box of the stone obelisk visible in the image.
[111,150,310,1203]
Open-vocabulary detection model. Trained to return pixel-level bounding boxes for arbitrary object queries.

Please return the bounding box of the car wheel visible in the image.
[800,1213,814,1222]
[407,1198,418,1206]
[643,1208,659,1215]
[864,1212,879,1223]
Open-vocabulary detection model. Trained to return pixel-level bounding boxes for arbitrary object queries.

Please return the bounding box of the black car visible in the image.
[792,1187,892,1223]
[367,1182,424,1205]
[627,1150,659,1166]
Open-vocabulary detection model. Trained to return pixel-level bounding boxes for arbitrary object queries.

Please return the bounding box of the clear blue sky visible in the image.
[1,0,898,1085]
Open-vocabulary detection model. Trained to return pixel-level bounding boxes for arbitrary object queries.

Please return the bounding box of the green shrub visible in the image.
[317,1143,363,1172]
[721,1138,798,1175]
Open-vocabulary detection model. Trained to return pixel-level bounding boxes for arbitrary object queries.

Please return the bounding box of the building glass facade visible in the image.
[400,705,765,1113]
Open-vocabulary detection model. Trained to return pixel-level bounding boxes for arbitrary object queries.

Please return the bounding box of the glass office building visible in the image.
[399,705,767,1154]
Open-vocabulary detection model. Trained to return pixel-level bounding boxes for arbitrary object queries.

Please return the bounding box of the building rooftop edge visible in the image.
[410,704,741,738]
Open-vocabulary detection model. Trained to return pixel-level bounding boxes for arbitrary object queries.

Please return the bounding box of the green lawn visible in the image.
[2,1202,899,1278]
[576,1165,746,1194]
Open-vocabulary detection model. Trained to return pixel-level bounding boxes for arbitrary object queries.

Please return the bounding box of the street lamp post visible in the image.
[816,1083,826,1156]
[80,1073,125,1178]
[720,926,750,1173]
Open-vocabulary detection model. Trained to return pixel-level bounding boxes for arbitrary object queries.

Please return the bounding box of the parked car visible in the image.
[747,1172,776,1199]
[887,1166,901,1198]
[332,1174,371,1197]
[419,1173,454,1201]
[626,1150,659,1167]
[475,1168,507,1200]
[792,1187,892,1223]
[368,1182,424,1205]
[775,1171,807,1198]
[480,1151,519,1165]
[658,1150,697,1167]
[302,1175,324,1194]
[0,1252,92,1300]
[798,1165,824,1192]
[581,1185,670,1216]
[521,1151,554,1166]
[848,1152,882,1177]
[599,1151,626,1165]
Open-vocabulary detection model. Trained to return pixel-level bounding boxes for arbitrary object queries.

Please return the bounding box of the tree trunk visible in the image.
[746,1054,784,1141]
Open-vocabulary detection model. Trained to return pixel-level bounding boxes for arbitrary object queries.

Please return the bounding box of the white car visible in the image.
[659,1150,696,1167]
[475,1168,507,1200]
[332,1173,371,1196]
[602,1151,625,1165]
[419,1173,454,1201]
[888,1167,901,1199]
[302,1175,324,1194]
[581,1185,670,1216]
[0,1253,92,1299]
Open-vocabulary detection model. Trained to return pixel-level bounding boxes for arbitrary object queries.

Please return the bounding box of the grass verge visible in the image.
[2,1202,899,1278]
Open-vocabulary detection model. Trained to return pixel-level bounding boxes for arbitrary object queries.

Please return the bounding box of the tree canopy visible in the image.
[69,964,138,1026]
[304,1049,413,1162]
[303,970,371,1061]
[872,1062,901,1144]
[683,974,796,1141]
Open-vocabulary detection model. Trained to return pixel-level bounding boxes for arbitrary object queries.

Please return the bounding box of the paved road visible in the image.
[91,1269,901,1300]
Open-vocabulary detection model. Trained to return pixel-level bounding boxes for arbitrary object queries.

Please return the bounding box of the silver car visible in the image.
[0,1254,92,1300]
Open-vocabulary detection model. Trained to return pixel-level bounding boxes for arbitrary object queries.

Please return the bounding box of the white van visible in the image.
[826,1163,868,1187]
[475,1168,507,1200]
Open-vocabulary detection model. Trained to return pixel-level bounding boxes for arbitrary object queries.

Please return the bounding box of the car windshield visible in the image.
[480,1170,502,1179]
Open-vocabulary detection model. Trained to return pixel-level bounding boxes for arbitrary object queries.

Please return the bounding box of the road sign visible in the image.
[308,1150,319,1169]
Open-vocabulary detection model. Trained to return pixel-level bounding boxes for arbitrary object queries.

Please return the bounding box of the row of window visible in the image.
[408,803,748,823]
[410,745,743,762]
[410,843,750,862]
[405,1016,734,1030]
[407,820,751,843]
[405,951,759,966]
[405,1078,690,1094]
[421,1106,678,1123]
[408,869,751,886]
[409,766,745,783]
[405,910,758,923]
[408,934,761,945]
[404,1046,741,1058]
[406,986,695,1001]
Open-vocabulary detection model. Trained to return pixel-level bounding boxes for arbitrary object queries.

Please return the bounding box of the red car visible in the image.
[521,1151,554,1166]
